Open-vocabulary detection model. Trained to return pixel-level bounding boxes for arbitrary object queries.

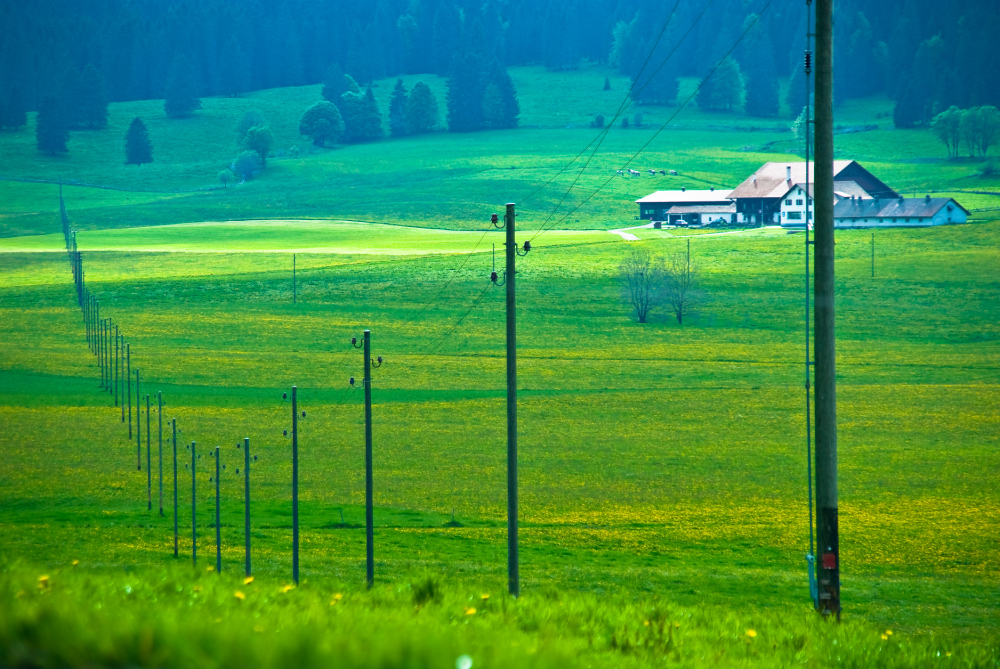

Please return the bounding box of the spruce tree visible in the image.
[125,117,152,165]
[493,67,521,129]
[483,84,504,129]
[405,81,439,135]
[340,87,383,143]
[36,96,69,155]
[164,56,202,118]
[743,48,779,118]
[389,78,408,137]
[77,64,109,128]
[447,52,488,132]
[0,84,27,129]
[321,63,346,103]
[219,37,251,97]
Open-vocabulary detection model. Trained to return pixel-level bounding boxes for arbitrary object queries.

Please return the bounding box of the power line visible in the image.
[530,0,775,243]
[519,0,707,210]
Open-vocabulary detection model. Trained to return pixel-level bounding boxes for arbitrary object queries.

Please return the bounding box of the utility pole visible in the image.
[293,253,296,304]
[804,0,816,609]
[173,419,178,558]
[814,0,840,619]
[158,392,163,516]
[871,233,875,278]
[136,369,141,470]
[363,332,374,588]
[119,332,125,423]
[146,394,151,510]
[114,325,119,407]
[244,437,251,577]
[504,202,520,597]
[191,441,197,566]
[291,386,299,585]
[126,344,132,439]
[215,446,221,573]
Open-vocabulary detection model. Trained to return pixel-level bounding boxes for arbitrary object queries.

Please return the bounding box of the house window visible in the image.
[788,212,802,220]
[796,199,803,205]
[785,199,792,205]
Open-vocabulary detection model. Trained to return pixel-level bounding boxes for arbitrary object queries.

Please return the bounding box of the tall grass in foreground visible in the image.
[2,563,996,668]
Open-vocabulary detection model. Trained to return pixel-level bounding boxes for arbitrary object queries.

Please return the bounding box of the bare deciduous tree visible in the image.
[619,246,662,323]
[663,252,702,324]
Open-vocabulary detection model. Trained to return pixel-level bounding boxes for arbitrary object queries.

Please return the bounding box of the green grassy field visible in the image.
[1,63,999,667]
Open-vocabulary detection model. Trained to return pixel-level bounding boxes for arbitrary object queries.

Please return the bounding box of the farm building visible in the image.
[833,195,969,227]
[635,188,734,224]
[725,160,898,227]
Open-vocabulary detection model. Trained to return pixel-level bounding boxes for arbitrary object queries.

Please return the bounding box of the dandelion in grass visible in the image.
[464,607,476,616]
[243,576,254,585]
[885,629,893,636]
[282,584,295,593]
[456,655,473,669]
[234,591,246,600]
[481,594,489,601]
[38,575,49,588]
[746,629,757,638]
[71,560,79,567]
[881,634,889,640]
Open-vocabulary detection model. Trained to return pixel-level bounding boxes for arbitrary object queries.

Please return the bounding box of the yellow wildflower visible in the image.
[282,584,295,593]
[234,591,246,600]
[746,629,757,638]
[464,607,477,616]
[243,576,254,585]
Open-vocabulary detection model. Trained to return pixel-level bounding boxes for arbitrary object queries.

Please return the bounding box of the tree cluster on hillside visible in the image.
[388,79,440,137]
[2,0,997,136]
[447,57,519,133]
[619,246,703,325]
[931,106,1000,159]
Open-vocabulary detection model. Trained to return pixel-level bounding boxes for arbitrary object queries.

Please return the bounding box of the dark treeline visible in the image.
[1,0,998,128]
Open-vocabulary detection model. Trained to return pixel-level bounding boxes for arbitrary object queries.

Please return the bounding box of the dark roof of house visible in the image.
[833,197,969,219]
[728,160,897,201]
[636,189,733,205]
[666,204,737,214]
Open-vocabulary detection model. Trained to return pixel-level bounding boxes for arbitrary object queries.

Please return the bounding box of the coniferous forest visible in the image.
[1,0,998,132]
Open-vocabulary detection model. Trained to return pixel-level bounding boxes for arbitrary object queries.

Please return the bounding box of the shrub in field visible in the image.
[233,151,260,181]
[218,170,233,187]
[592,113,605,128]
[243,125,274,167]
[235,109,265,141]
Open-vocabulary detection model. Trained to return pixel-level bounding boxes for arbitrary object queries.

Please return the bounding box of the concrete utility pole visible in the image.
[813,0,840,618]
[244,437,251,577]
[505,202,519,597]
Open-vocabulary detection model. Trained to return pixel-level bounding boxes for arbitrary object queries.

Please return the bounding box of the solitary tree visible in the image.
[619,246,662,323]
[124,117,153,165]
[243,124,274,167]
[405,81,438,134]
[663,252,703,325]
[36,96,69,155]
[164,55,202,118]
[389,78,408,137]
[218,170,233,187]
[299,101,344,146]
[931,106,963,159]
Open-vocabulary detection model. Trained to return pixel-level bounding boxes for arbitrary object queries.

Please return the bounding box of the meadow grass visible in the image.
[1,63,999,666]
[0,217,997,667]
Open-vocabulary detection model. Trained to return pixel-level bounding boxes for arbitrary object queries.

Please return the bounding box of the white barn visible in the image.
[833,195,969,228]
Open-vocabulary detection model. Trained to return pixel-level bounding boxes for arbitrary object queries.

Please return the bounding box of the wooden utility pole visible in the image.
[364,331,375,588]
[871,233,875,278]
[291,385,299,585]
[191,441,197,566]
[158,392,163,516]
[244,437,251,577]
[173,420,178,558]
[505,202,519,597]
[126,344,132,439]
[814,0,840,618]
[136,369,141,470]
[293,253,297,304]
[215,446,221,573]
[146,394,151,510]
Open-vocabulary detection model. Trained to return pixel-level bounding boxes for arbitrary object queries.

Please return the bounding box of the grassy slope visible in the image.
[1,63,999,665]
[1,63,998,237]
